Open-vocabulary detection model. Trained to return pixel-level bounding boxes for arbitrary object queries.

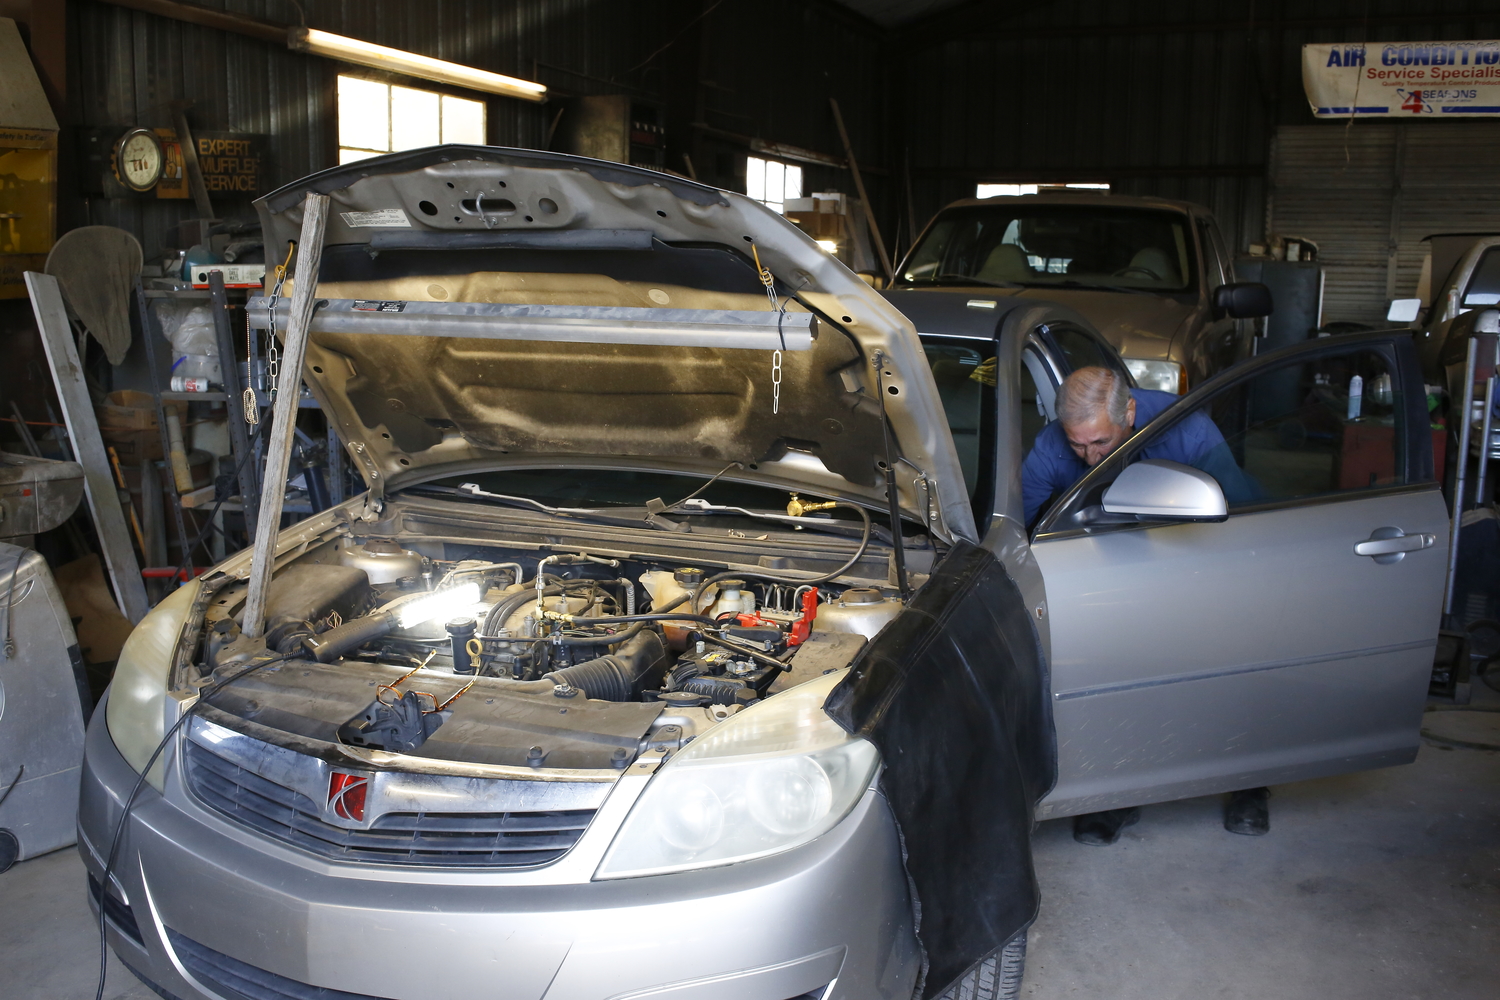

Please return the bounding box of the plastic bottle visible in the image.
[1347,374,1363,421]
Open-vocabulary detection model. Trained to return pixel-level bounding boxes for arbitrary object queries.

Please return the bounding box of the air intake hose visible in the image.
[546,630,666,701]
[679,675,756,706]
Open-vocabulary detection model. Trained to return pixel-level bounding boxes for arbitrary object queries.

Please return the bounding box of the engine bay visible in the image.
[190,497,915,773]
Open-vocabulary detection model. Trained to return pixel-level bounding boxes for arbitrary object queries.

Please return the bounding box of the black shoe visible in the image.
[1224,787,1270,836]
[1073,806,1141,846]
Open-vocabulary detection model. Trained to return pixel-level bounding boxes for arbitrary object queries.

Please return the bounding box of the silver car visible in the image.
[80,149,1447,1000]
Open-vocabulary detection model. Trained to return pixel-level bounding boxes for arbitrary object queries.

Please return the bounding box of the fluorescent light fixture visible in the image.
[816,240,838,253]
[396,583,482,628]
[289,27,546,103]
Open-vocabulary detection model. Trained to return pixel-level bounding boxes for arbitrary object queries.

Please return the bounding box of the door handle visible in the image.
[1354,527,1435,564]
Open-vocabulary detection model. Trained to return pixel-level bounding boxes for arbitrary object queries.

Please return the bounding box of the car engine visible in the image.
[194,530,905,770]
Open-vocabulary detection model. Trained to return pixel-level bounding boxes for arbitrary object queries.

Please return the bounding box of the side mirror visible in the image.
[1213,282,1273,319]
[1102,459,1227,521]
[1387,298,1423,324]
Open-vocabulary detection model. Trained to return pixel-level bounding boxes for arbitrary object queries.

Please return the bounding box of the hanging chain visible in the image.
[750,242,787,415]
[261,241,296,410]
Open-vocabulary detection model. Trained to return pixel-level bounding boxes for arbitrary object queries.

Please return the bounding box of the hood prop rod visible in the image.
[872,351,910,599]
[242,192,331,639]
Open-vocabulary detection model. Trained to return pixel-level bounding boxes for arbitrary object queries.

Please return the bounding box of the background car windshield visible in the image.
[901,205,1196,293]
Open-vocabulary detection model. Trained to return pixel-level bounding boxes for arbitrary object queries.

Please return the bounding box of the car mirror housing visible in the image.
[1387,298,1423,324]
[1213,282,1273,319]
[1102,459,1228,520]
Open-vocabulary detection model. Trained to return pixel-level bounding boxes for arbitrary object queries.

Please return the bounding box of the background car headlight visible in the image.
[596,670,880,879]
[105,581,200,789]
[1123,358,1184,394]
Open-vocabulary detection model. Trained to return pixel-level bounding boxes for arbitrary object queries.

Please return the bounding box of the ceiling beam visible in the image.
[95,0,286,44]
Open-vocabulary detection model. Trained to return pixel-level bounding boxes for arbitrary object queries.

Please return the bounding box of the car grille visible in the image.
[167,928,393,1000]
[184,740,594,868]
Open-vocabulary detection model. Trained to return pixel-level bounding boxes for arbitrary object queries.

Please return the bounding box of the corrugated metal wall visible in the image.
[899,0,1500,260]
[62,0,888,262]
[1269,122,1500,325]
[66,0,666,258]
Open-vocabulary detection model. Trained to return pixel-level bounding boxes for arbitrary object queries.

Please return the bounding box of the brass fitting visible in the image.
[786,493,838,517]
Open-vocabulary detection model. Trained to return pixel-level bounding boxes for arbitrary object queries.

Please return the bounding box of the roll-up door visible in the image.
[1267,123,1500,326]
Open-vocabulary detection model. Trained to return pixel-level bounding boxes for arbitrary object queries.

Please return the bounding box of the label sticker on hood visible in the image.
[352,300,406,312]
[340,208,411,228]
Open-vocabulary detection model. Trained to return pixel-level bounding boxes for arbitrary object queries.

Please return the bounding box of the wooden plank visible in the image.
[178,484,217,509]
[829,98,893,283]
[241,193,330,639]
[24,272,151,622]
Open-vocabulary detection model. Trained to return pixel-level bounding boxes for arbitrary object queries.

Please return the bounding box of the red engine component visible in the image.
[788,587,818,646]
[732,588,819,646]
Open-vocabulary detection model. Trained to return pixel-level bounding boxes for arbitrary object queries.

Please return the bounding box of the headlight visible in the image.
[1123,358,1183,394]
[596,670,880,879]
[106,581,200,789]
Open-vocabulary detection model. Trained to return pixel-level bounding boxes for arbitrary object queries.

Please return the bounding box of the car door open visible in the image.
[1028,332,1448,819]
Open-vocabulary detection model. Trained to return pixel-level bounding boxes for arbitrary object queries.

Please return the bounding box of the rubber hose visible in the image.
[545,631,666,701]
[680,675,752,704]
[691,503,873,611]
[551,619,650,646]
[547,657,633,701]
[483,583,562,636]
[301,611,397,662]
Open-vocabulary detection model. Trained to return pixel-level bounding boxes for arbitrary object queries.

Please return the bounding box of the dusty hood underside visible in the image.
[254,147,976,542]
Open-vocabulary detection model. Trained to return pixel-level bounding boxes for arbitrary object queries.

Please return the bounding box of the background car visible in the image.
[893,191,1272,396]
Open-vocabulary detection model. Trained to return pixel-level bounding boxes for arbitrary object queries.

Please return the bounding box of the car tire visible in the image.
[937,931,1027,1000]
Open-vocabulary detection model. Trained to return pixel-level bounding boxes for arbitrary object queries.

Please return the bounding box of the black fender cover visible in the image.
[824,540,1056,998]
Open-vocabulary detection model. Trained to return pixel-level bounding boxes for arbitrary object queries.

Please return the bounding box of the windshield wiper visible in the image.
[912,273,1020,289]
[1037,279,1161,296]
[405,483,660,530]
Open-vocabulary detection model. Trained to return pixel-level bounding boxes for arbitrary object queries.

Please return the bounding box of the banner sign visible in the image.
[1303,41,1500,117]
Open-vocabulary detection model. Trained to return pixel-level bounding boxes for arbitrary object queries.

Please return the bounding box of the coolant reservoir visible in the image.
[707,579,757,619]
[639,569,690,612]
[339,539,423,585]
[815,588,902,640]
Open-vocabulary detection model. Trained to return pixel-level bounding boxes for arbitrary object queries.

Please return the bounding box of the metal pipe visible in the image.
[242,193,331,638]
[1473,372,1496,508]
[1443,336,1479,617]
[207,271,259,539]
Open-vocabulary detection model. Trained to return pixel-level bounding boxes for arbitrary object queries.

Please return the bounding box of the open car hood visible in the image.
[254,147,975,542]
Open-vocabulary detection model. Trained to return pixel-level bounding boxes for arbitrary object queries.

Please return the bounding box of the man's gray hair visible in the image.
[1057,366,1130,427]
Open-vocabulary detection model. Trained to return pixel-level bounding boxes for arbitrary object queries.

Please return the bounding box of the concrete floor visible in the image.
[3,712,1496,1000]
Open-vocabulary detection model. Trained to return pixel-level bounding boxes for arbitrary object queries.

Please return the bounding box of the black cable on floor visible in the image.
[93,651,291,1000]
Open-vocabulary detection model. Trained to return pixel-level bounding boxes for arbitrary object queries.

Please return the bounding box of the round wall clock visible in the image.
[115,128,165,192]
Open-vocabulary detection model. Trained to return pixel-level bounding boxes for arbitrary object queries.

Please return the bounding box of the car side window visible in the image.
[1041,342,1413,533]
[1047,326,1110,373]
[1463,248,1500,307]
[924,340,997,527]
[1197,219,1226,292]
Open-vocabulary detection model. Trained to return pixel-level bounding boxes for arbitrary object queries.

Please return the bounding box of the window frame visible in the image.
[744,155,803,215]
[336,73,488,165]
[1031,331,1433,541]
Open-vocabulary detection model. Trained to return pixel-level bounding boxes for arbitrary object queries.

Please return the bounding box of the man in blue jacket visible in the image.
[1022,366,1269,844]
[1022,365,1256,526]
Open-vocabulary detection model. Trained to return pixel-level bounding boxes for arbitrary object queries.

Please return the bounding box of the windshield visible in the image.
[900,203,1196,294]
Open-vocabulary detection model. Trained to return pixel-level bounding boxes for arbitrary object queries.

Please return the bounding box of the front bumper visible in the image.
[78,696,920,1000]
